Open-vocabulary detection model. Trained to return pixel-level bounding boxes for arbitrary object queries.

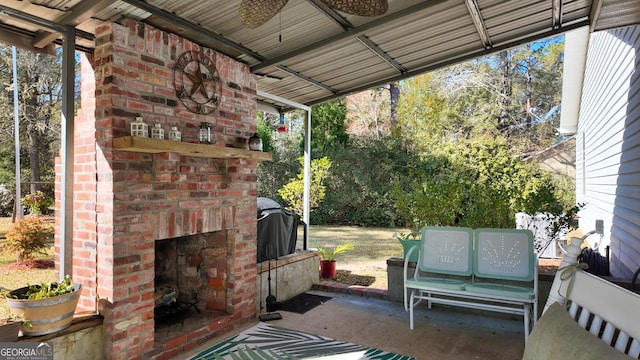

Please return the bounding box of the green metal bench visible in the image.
[404,226,538,342]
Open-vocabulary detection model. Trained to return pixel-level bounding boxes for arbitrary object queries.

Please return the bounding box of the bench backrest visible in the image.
[419,226,473,276]
[559,269,640,357]
[473,228,535,281]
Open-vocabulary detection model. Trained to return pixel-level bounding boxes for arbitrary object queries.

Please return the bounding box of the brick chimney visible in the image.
[55,19,259,359]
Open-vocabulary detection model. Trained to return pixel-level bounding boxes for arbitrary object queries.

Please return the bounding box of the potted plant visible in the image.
[0,318,22,342]
[3,275,81,336]
[394,231,421,263]
[316,244,354,279]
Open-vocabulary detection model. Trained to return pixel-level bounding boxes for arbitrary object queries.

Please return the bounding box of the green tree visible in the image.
[346,88,390,138]
[256,112,274,153]
[513,41,564,150]
[313,137,411,227]
[0,45,66,211]
[257,36,569,228]
[390,153,465,229]
[395,73,447,153]
[392,137,572,230]
[257,130,301,203]
[278,156,331,217]
[434,37,564,153]
[310,100,348,157]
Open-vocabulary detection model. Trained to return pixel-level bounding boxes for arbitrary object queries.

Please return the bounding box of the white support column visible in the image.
[12,46,22,220]
[256,90,312,249]
[303,110,311,248]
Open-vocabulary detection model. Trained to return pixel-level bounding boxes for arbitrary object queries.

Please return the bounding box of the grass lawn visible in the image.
[302,225,409,289]
[0,245,56,289]
[0,217,12,238]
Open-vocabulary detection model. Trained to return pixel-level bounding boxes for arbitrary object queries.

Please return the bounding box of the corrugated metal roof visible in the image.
[0,0,638,110]
[595,0,640,31]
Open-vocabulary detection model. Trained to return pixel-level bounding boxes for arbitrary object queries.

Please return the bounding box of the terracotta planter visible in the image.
[320,260,337,279]
[5,284,81,336]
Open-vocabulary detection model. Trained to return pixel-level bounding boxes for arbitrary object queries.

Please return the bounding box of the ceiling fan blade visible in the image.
[320,0,388,16]
[239,0,290,28]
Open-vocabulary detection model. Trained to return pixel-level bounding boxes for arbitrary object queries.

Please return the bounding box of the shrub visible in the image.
[22,191,51,215]
[391,154,469,229]
[0,184,12,217]
[2,215,53,262]
[312,137,412,227]
[392,137,573,229]
[258,134,302,203]
[278,157,331,217]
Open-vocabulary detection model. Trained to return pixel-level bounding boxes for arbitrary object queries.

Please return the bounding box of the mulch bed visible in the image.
[1,260,54,270]
[538,258,562,273]
[332,270,375,286]
[329,259,564,288]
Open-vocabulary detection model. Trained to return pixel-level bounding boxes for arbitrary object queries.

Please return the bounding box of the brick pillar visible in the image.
[54,52,99,311]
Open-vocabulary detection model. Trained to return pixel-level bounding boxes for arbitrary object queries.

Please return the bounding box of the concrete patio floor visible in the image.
[184,288,525,360]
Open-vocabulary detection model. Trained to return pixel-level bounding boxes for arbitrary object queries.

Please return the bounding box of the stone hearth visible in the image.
[55,19,259,360]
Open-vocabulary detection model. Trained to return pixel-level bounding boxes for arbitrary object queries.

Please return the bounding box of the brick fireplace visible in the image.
[55,19,259,359]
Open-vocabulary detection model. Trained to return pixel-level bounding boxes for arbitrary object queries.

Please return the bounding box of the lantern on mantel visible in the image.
[276,113,287,133]
[151,124,165,140]
[131,116,148,137]
[168,126,181,142]
[249,133,263,151]
[199,122,213,144]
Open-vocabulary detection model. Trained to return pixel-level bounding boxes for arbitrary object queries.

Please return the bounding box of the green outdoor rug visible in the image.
[187,322,415,360]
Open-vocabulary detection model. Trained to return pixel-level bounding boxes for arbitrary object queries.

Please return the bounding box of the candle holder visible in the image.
[199,122,213,144]
[151,124,165,140]
[249,133,263,151]
[130,117,148,137]
[168,126,181,142]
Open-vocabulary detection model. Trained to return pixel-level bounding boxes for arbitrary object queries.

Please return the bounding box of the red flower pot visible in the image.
[320,260,337,279]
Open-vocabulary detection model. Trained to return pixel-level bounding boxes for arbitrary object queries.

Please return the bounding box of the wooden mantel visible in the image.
[113,136,272,161]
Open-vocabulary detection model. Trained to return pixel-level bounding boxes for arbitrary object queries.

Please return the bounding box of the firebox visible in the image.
[154,232,229,333]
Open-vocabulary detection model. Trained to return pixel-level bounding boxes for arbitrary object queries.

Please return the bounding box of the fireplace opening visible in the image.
[154,232,229,341]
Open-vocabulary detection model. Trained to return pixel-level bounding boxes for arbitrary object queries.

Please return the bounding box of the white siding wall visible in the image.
[576,25,640,278]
